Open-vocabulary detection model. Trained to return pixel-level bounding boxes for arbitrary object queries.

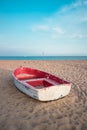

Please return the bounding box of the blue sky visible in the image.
[0,0,87,56]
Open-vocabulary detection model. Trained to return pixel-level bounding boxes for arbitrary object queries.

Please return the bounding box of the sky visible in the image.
[0,0,87,56]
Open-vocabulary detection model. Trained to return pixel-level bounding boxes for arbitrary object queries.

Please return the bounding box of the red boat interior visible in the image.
[14,67,70,89]
[26,79,53,89]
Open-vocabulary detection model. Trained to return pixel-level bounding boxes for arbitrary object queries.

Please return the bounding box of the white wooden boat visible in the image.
[12,67,71,101]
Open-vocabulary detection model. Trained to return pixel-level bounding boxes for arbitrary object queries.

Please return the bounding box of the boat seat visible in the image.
[16,74,37,80]
[21,78,59,89]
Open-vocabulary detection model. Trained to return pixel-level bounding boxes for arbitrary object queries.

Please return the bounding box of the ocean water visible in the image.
[0,56,87,60]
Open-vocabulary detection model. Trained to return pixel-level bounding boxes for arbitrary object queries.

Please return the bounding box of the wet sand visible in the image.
[0,60,87,130]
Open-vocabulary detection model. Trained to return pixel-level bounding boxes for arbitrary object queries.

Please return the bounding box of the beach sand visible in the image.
[0,60,87,130]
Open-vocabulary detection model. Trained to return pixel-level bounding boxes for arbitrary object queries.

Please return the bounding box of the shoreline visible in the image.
[0,60,87,130]
[0,56,87,60]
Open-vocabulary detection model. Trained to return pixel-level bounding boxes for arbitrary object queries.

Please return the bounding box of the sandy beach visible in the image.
[0,60,87,130]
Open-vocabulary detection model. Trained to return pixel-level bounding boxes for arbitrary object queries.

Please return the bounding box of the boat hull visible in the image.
[13,67,71,101]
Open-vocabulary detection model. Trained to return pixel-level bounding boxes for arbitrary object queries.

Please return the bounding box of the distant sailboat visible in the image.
[42,51,45,56]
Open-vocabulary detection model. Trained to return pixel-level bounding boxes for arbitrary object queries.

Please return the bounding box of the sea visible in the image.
[0,56,87,60]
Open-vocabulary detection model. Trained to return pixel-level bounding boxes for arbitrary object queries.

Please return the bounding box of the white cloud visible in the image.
[31,0,87,41]
[31,24,65,37]
[51,27,65,39]
[71,34,87,38]
[58,0,87,14]
[81,16,87,22]
[83,0,87,5]
[31,25,50,32]
[52,27,65,34]
[65,33,87,39]
[51,33,87,39]
[58,1,79,13]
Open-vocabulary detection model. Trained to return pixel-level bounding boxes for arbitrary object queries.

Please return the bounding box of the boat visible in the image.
[12,67,71,101]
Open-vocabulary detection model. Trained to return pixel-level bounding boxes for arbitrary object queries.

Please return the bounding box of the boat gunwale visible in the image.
[12,67,71,91]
